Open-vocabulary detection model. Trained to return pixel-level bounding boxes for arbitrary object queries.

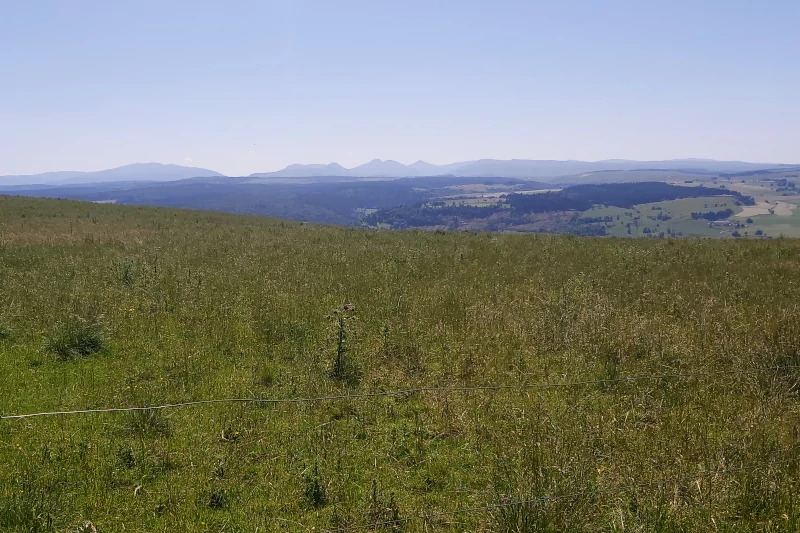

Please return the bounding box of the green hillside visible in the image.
[1,196,799,532]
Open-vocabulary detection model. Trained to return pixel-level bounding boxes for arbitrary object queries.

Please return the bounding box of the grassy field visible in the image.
[748,208,800,238]
[581,197,744,238]
[1,195,800,532]
[572,180,800,239]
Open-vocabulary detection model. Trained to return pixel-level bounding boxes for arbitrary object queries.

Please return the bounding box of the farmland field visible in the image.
[1,195,800,532]
[581,197,744,238]
[574,180,800,239]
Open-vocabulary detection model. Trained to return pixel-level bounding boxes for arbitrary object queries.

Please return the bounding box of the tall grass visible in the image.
[0,195,799,531]
[44,318,105,361]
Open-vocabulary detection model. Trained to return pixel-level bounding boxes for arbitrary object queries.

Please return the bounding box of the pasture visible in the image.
[1,195,799,532]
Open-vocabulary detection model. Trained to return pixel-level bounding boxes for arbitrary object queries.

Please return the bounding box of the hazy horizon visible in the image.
[2,0,799,176]
[4,156,800,180]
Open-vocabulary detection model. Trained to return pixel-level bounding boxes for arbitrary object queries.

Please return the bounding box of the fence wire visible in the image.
[2,365,797,420]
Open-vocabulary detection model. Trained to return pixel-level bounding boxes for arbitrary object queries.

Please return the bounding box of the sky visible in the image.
[1,0,799,176]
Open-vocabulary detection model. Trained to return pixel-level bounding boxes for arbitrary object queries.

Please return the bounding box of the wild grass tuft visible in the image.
[207,487,229,510]
[365,481,402,531]
[117,257,135,285]
[126,409,172,438]
[255,363,278,388]
[45,317,105,361]
[0,478,57,533]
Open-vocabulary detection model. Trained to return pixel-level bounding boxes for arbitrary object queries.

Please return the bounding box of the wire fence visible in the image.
[2,364,797,530]
[1,365,797,421]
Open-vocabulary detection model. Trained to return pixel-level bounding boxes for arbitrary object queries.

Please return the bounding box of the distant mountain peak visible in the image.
[0,162,224,186]
[285,162,345,169]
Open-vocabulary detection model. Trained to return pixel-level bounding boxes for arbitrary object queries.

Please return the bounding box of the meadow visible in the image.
[1,195,799,532]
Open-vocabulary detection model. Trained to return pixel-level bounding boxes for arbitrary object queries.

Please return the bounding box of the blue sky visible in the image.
[1,0,798,176]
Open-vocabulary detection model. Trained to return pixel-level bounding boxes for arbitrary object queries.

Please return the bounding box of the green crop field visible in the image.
[1,195,799,532]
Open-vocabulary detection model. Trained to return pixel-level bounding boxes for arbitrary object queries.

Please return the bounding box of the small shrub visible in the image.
[302,463,327,509]
[118,258,135,285]
[46,318,105,361]
[330,309,361,385]
[208,488,229,510]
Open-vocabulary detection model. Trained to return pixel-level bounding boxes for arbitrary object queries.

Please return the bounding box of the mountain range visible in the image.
[2,159,797,187]
[0,163,224,186]
[250,158,795,179]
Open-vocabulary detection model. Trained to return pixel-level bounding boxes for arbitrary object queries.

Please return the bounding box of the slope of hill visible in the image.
[364,182,759,235]
[0,195,798,532]
[0,163,225,186]
[0,176,541,226]
[0,170,88,185]
[552,169,713,185]
[506,182,754,211]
